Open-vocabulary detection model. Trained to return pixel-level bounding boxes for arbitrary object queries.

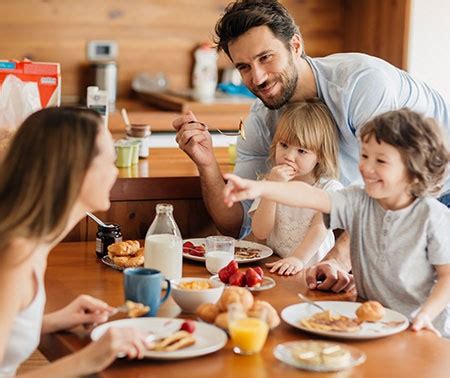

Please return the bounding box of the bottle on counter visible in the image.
[87,86,109,128]
[144,203,183,280]
[192,43,218,103]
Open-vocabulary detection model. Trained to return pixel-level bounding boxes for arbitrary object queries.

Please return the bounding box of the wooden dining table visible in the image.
[40,242,450,377]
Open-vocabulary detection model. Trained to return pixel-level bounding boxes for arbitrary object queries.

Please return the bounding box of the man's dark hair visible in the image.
[214,0,304,58]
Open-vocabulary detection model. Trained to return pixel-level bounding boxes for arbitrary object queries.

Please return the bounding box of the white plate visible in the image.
[210,274,276,292]
[274,340,366,372]
[183,238,273,263]
[281,301,409,340]
[91,317,227,360]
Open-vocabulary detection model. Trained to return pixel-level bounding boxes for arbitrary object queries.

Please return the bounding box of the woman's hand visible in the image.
[266,257,304,276]
[75,327,150,374]
[266,164,295,182]
[411,312,441,337]
[42,294,115,334]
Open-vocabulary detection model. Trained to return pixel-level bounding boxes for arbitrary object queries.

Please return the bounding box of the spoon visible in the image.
[297,293,326,312]
[121,108,131,131]
[187,118,246,140]
[86,212,114,228]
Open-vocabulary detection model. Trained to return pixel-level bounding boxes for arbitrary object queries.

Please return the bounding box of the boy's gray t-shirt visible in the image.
[325,186,450,337]
[234,52,450,237]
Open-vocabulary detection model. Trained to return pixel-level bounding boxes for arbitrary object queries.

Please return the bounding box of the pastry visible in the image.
[107,242,144,268]
[217,287,253,311]
[149,330,196,352]
[247,300,280,329]
[108,240,140,256]
[301,310,361,332]
[356,301,385,322]
[196,303,220,323]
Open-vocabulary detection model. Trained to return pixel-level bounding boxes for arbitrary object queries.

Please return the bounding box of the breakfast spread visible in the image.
[107,240,144,268]
[196,286,280,330]
[218,261,264,288]
[290,341,352,369]
[178,280,212,290]
[300,310,361,332]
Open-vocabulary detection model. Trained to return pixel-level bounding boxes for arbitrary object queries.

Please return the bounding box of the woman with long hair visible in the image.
[0,107,149,377]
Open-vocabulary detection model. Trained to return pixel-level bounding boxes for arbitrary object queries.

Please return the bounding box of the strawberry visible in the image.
[245,268,263,287]
[218,266,231,283]
[229,271,246,287]
[183,241,194,249]
[225,260,239,275]
[180,320,196,333]
[254,266,264,278]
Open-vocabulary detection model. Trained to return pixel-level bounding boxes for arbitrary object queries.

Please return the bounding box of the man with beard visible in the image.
[173,0,450,292]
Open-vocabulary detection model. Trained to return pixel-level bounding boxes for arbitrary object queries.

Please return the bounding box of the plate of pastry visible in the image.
[91,317,227,360]
[183,238,273,263]
[281,301,409,340]
[101,240,144,271]
[274,340,366,372]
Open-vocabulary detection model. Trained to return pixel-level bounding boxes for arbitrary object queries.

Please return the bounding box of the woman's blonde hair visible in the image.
[359,108,450,197]
[269,98,339,180]
[0,107,103,252]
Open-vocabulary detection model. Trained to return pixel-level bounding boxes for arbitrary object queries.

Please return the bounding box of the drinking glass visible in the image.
[205,235,235,274]
[228,303,269,355]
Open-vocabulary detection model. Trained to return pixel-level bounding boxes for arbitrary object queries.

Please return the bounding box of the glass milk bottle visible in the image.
[144,203,183,280]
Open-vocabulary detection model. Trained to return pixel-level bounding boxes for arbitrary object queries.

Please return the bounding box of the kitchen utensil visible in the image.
[297,293,326,312]
[86,211,114,228]
[121,108,131,129]
[187,118,246,140]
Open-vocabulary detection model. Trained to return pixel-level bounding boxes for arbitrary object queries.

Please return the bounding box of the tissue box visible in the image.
[0,60,61,107]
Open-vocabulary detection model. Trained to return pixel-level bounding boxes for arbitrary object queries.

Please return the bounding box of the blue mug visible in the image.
[123,267,171,316]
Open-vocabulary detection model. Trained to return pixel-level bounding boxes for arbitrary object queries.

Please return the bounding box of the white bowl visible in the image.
[170,277,224,313]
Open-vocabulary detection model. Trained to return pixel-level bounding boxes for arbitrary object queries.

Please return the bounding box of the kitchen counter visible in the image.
[66,147,235,242]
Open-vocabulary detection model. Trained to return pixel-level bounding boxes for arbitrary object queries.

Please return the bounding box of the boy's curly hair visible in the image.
[359,108,450,198]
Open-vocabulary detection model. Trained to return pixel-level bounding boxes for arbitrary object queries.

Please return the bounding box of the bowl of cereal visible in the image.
[171,277,225,313]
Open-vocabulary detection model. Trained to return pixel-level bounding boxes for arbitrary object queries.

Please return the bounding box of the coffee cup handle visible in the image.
[160,279,171,304]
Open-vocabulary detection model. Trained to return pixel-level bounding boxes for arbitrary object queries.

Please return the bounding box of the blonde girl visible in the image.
[0,107,150,377]
[249,98,343,276]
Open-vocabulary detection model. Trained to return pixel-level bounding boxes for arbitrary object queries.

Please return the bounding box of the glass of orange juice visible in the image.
[228,303,269,355]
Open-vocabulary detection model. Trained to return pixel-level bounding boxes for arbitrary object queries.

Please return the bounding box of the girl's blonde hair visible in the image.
[359,108,450,197]
[0,107,103,253]
[269,98,339,180]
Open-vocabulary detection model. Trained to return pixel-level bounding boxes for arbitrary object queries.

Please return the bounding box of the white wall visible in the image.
[408,0,450,101]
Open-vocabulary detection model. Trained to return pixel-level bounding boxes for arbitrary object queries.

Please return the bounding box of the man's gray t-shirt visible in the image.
[325,186,450,337]
[234,53,450,237]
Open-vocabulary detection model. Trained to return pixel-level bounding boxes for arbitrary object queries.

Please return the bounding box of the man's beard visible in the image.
[250,59,298,110]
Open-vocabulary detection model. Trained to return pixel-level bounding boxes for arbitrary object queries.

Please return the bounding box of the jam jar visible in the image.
[96,224,122,259]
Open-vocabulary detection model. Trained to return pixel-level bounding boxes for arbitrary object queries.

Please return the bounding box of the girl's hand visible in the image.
[267,164,295,182]
[44,295,115,333]
[411,312,441,337]
[75,327,150,374]
[266,257,304,276]
[223,173,262,207]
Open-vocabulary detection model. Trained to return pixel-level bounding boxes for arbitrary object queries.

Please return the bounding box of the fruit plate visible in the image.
[210,274,276,292]
[183,238,273,263]
[281,301,409,340]
[273,340,366,372]
[91,317,227,360]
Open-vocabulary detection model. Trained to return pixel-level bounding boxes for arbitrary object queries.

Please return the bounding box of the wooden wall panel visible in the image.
[0,0,344,99]
[342,0,410,69]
